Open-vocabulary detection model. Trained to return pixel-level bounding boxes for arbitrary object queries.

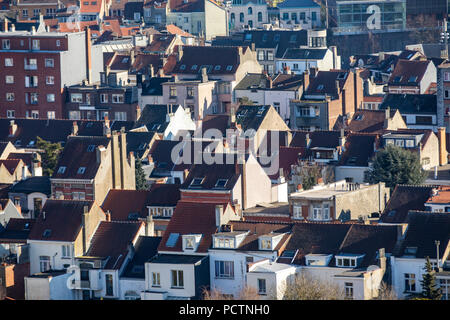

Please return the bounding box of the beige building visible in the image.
[289,180,390,222]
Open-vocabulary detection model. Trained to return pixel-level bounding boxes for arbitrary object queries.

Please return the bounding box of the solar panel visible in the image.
[166,233,180,247]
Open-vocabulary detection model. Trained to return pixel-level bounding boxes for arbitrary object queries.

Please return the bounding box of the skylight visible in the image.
[57,166,66,174]
[191,64,197,70]
[43,229,52,237]
[166,233,180,247]
[215,179,228,188]
[317,84,324,90]
[393,76,402,83]
[87,145,95,152]
[190,177,204,187]
[77,167,86,174]
[226,65,233,71]
[180,64,186,70]
[214,65,221,71]
[408,76,418,83]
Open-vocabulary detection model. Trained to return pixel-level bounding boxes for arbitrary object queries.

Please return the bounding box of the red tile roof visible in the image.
[166,24,194,38]
[388,59,431,86]
[80,0,103,13]
[0,159,21,175]
[426,186,450,204]
[102,189,153,221]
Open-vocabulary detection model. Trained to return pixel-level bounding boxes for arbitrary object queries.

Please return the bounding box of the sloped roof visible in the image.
[338,133,378,167]
[166,24,194,37]
[346,109,399,134]
[9,176,51,195]
[28,200,95,242]
[235,73,268,90]
[142,34,176,53]
[0,218,34,243]
[282,48,328,60]
[235,104,271,131]
[121,236,161,278]
[379,94,437,114]
[395,211,450,258]
[134,104,180,132]
[380,185,435,224]
[101,189,153,221]
[0,159,21,175]
[52,136,110,180]
[126,131,157,159]
[169,0,205,12]
[388,59,431,86]
[290,130,341,149]
[147,183,181,206]
[7,152,34,169]
[181,162,241,191]
[304,70,349,99]
[141,77,172,96]
[86,221,143,270]
[157,201,230,253]
[277,0,320,8]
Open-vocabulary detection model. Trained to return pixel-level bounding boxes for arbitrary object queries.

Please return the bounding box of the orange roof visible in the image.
[426,186,450,204]
[58,20,98,32]
[80,0,103,13]
[166,24,193,38]
[363,96,384,102]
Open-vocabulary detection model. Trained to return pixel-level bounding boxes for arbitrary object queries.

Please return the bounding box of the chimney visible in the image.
[85,27,92,84]
[46,25,50,33]
[379,52,385,62]
[305,133,311,148]
[378,248,386,271]
[9,120,17,136]
[383,107,391,129]
[201,67,208,83]
[96,145,106,164]
[438,127,448,166]
[130,50,136,65]
[145,215,154,236]
[11,24,15,32]
[177,45,183,62]
[31,26,36,35]
[339,128,345,147]
[81,206,89,254]
[336,80,341,95]
[149,65,155,78]
[71,121,78,136]
[309,67,318,78]
[22,165,28,180]
[32,153,42,177]
[42,211,46,220]
[3,18,7,32]
[268,76,273,89]
[103,116,111,136]
[105,210,111,221]
[215,205,224,228]
[303,69,310,92]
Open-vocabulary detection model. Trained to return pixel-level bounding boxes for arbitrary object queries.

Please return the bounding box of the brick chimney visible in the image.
[438,127,448,166]
[201,67,208,83]
[303,69,310,92]
[215,205,224,228]
[9,120,17,137]
[81,205,89,254]
[105,210,111,221]
[145,215,154,236]
[85,27,92,84]
[71,121,78,136]
[177,45,183,62]
[3,18,8,32]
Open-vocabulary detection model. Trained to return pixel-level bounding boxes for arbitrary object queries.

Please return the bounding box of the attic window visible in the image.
[24,223,30,230]
[122,57,129,63]
[214,65,221,71]
[15,140,21,146]
[190,177,204,187]
[215,179,228,188]
[355,114,364,121]
[166,233,180,247]
[317,84,324,90]
[337,72,347,80]
[29,140,35,146]
[87,145,95,152]
[128,212,140,220]
[405,247,418,255]
[42,229,51,237]
[393,76,402,83]
[257,106,265,116]
[180,64,186,70]
[191,64,198,70]
[226,65,233,71]
[77,167,86,174]
[408,76,418,83]
[151,124,161,130]
[57,166,66,174]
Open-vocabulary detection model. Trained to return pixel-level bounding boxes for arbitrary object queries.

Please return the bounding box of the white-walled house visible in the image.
[390,211,450,299]
[276,47,341,75]
[8,176,51,219]
[0,199,23,227]
[228,0,268,31]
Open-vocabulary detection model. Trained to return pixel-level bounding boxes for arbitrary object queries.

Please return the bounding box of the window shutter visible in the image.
[302,205,309,219]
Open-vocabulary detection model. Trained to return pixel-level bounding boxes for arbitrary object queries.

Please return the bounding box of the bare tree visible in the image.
[375,282,398,300]
[202,286,261,300]
[281,272,346,300]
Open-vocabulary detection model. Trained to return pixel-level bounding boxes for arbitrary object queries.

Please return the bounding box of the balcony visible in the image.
[70,269,102,291]
[72,279,91,289]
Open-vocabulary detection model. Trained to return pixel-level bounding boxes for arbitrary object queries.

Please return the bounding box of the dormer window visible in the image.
[215,179,228,188]
[182,234,202,251]
[87,145,95,152]
[408,76,417,83]
[57,166,66,174]
[213,236,235,249]
[190,177,204,187]
[77,167,86,174]
[335,254,365,268]
[226,65,233,71]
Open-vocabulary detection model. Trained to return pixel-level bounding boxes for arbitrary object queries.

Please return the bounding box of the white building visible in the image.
[227,0,268,31]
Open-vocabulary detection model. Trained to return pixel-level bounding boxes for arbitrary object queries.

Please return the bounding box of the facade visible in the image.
[228,0,268,31]
[8,176,51,219]
[277,0,321,29]
[10,0,62,20]
[276,47,341,75]
[0,28,102,119]
[387,59,437,95]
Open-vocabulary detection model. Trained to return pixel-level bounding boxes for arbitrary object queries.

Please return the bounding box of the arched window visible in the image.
[248,7,252,15]
[231,13,235,22]
[240,12,244,22]
[257,12,262,22]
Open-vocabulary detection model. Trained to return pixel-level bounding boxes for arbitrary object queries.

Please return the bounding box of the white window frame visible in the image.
[71,93,83,103]
[47,94,55,102]
[62,244,71,258]
[171,270,184,288]
[152,272,161,287]
[258,278,267,295]
[112,94,124,103]
[45,58,54,67]
[404,273,416,293]
[214,260,234,279]
[5,75,14,84]
[4,58,13,67]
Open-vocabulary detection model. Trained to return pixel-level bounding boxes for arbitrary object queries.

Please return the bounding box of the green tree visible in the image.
[135,158,147,190]
[300,165,321,190]
[367,144,427,189]
[420,257,442,300]
[238,97,253,106]
[36,136,63,176]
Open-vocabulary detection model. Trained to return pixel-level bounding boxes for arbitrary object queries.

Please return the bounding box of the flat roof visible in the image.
[149,254,206,264]
[290,181,372,200]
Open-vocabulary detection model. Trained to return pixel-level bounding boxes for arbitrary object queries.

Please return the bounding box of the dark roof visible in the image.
[142,34,175,53]
[28,200,94,242]
[290,130,341,149]
[380,185,435,224]
[395,211,450,258]
[0,141,10,155]
[169,0,206,12]
[282,48,328,60]
[157,201,229,253]
[6,153,34,169]
[337,224,398,267]
[147,139,181,176]
[172,46,248,75]
[338,133,378,167]
[149,253,207,264]
[0,218,34,243]
[0,159,21,174]
[9,176,51,195]
[235,73,268,90]
[388,59,431,86]
[379,94,437,114]
[346,109,399,134]
[304,70,349,99]
[124,1,143,20]
[101,189,153,221]
[121,236,161,278]
[258,146,303,180]
[134,104,180,132]
[181,162,241,191]
[201,114,230,136]
[271,73,304,91]
[235,105,270,131]
[126,131,157,159]
[141,77,172,96]
[147,183,181,206]
[86,221,143,270]
[277,0,320,8]
[52,136,110,180]
[283,222,352,265]
[234,73,303,92]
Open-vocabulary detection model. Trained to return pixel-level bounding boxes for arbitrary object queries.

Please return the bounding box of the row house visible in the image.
[386,59,436,95]
[289,179,390,222]
[390,211,450,300]
[141,201,241,300]
[344,108,407,134]
[143,0,167,25]
[8,176,51,219]
[51,132,135,203]
[0,217,34,266]
[0,28,103,119]
[171,45,262,114]
[10,1,62,20]
[276,0,321,30]
[228,0,268,31]
[290,68,364,131]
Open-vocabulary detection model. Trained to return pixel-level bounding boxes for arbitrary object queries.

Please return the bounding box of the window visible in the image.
[258,12,262,22]
[7,110,15,118]
[240,13,244,22]
[231,13,235,22]
[45,59,54,67]
[258,278,266,295]
[62,245,71,258]
[32,39,40,50]
[46,76,55,85]
[171,270,184,288]
[112,94,124,103]
[25,75,38,87]
[439,279,449,300]
[291,12,297,21]
[345,282,353,299]
[71,93,82,103]
[300,12,306,21]
[22,9,28,17]
[445,72,450,82]
[215,261,234,279]
[2,39,10,49]
[39,256,50,272]
[77,167,86,174]
[404,273,416,292]
[312,12,317,21]
[248,7,252,15]
[185,237,195,249]
[261,239,271,250]
[56,40,61,47]
[6,93,14,101]
[115,112,127,121]
[186,86,194,98]
[100,94,108,103]
[47,111,55,119]
[312,204,322,220]
[190,177,204,187]
[293,205,302,219]
[105,274,114,296]
[257,50,265,61]
[57,166,66,174]
[322,203,330,220]
[72,192,85,200]
[215,179,228,188]
[169,86,177,98]
[47,94,55,102]
[152,272,160,287]
[191,64,197,70]
[5,75,14,84]
[282,13,289,20]
[5,58,13,66]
